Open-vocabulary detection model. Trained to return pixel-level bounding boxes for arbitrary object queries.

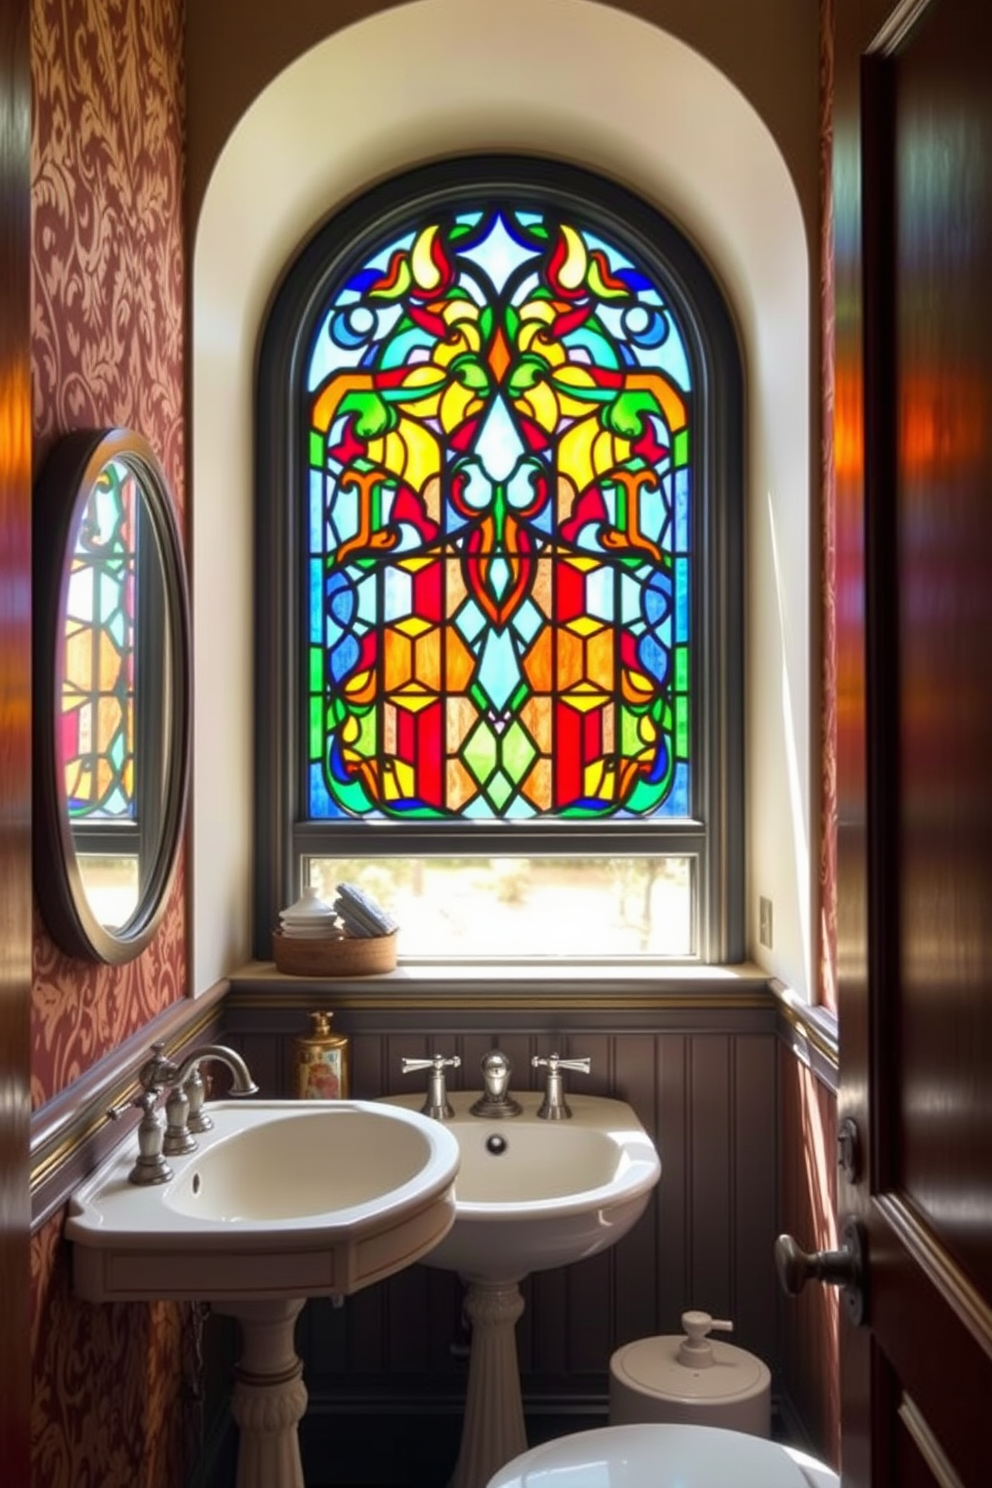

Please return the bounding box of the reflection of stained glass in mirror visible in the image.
[304,207,692,824]
[62,458,137,823]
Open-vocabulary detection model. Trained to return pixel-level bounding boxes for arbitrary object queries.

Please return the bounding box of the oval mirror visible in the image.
[33,429,191,963]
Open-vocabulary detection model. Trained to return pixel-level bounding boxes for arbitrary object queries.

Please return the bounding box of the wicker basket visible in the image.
[272,930,397,977]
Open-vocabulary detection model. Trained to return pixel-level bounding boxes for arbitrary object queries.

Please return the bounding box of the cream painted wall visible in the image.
[191,0,813,997]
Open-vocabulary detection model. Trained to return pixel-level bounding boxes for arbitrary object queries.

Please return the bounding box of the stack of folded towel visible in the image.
[333,882,398,938]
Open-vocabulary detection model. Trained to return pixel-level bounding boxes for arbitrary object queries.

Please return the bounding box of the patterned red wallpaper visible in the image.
[779,1043,841,1468]
[30,0,193,1483]
[30,0,187,1105]
[32,1217,191,1487]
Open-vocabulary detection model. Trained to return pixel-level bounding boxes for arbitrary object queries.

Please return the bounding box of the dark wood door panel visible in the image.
[0,0,34,1481]
[837,0,992,1483]
[892,0,992,1298]
[868,1197,991,1488]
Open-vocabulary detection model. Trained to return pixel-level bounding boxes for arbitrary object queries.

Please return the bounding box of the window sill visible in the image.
[226,956,777,1010]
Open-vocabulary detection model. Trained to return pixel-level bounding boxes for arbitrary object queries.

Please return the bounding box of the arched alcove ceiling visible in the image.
[191,0,812,997]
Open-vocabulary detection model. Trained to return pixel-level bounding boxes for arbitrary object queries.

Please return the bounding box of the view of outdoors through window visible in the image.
[307,855,692,957]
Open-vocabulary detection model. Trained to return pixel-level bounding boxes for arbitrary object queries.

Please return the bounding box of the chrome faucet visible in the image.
[532,1052,591,1119]
[162,1043,258,1154]
[470,1050,523,1118]
[126,1040,258,1183]
[401,1053,461,1119]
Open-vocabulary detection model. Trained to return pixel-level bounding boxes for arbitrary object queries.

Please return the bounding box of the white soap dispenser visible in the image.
[609,1307,772,1437]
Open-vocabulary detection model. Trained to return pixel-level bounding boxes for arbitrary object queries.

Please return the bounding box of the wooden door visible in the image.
[834,1,992,1484]
[0,0,34,1483]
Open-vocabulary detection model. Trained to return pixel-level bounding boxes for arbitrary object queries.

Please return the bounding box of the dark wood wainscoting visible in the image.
[220,991,783,1468]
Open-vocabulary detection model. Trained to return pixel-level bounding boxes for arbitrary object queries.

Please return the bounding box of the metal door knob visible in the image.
[774,1218,867,1326]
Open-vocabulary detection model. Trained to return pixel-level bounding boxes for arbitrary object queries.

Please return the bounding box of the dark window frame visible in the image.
[254,157,744,963]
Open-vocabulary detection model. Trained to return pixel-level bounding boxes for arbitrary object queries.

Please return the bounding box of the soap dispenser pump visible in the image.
[677,1310,734,1368]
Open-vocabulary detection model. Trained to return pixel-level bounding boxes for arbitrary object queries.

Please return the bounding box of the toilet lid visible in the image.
[486,1423,813,1488]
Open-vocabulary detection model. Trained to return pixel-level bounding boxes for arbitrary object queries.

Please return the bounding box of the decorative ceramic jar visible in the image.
[294,1010,350,1099]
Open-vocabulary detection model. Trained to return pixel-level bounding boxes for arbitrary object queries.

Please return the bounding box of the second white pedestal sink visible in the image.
[385,1091,661,1488]
[67,1099,459,1302]
[67,1099,460,1488]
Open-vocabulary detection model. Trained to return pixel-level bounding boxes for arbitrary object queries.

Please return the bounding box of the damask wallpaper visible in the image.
[31,1218,191,1488]
[30,1,193,1484]
[30,0,187,1109]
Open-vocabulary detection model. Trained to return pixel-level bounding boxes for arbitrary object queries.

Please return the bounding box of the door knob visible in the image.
[774,1217,867,1326]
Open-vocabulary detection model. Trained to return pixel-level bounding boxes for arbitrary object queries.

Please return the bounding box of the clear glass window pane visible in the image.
[305,855,693,958]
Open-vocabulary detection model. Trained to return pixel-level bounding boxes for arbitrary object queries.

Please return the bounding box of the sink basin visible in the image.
[383,1089,661,1488]
[386,1090,661,1283]
[164,1105,438,1221]
[67,1099,460,1302]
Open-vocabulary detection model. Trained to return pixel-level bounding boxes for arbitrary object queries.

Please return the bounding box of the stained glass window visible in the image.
[256,160,744,962]
[63,458,138,824]
[305,207,692,826]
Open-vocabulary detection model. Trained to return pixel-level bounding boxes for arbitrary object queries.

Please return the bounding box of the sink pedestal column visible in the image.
[451,1279,527,1488]
[216,1298,308,1488]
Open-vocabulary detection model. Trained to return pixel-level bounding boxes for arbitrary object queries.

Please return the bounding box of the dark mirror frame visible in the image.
[33,428,191,964]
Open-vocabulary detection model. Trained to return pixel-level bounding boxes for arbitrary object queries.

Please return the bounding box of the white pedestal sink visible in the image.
[385,1091,661,1488]
[66,1100,460,1488]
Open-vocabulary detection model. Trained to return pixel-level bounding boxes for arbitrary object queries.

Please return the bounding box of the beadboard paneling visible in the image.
[221,1000,782,1414]
[734,1034,781,1348]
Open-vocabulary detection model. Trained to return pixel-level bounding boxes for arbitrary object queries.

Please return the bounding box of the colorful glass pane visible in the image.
[305,206,693,822]
[62,459,137,821]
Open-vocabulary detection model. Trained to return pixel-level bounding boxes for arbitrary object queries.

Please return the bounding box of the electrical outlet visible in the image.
[758,896,773,949]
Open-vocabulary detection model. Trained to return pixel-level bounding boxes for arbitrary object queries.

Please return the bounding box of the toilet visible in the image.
[483,1422,840,1488]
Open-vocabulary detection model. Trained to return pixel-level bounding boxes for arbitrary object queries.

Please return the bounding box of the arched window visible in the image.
[255,159,743,963]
